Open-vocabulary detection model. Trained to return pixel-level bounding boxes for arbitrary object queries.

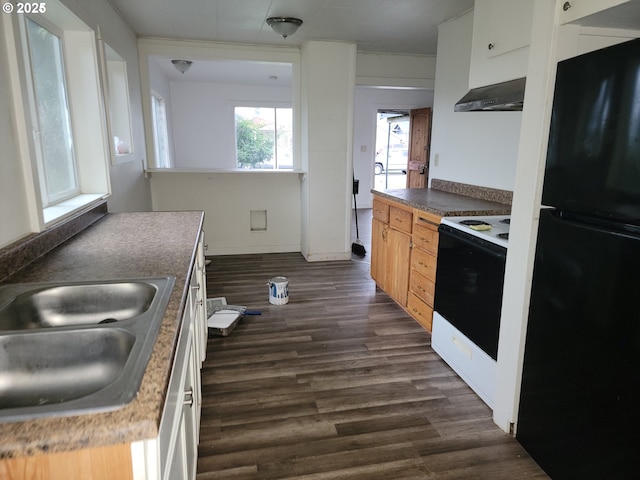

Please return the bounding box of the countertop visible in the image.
[372,188,511,217]
[0,210,204,458]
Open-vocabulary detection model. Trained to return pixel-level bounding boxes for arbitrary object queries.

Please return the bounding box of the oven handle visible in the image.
[438,224,507,260]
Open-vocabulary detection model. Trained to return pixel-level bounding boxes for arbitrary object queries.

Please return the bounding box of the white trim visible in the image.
[43,194,107,225]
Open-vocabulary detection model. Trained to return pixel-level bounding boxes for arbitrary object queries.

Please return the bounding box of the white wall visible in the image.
[150,171,301,254]
[300,41,356,262]
[170,82,291,169]
[356,52,437,89]
[63,0,151,215]
[352,87,434,209]
[429,11,521,192]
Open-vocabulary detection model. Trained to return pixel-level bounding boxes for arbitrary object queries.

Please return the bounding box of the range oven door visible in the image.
[434,224,507,360]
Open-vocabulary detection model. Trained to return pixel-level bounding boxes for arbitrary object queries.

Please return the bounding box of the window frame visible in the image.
[151,91,171,168]
[11,0,112,227]
[23,15,80,207]
[233,103,293,171]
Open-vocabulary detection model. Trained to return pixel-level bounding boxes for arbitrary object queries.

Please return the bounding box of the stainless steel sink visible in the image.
[0,328,135,409]
[0,281,157,330]
[0,277,175,422]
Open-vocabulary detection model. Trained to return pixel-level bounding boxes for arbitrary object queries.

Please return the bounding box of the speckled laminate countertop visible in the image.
[372,188,511,217]
[0,210,204,458]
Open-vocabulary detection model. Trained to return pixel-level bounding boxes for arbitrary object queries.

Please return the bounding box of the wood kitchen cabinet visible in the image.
[370,196,442,332]
[371,198,412,307]
[370,199,389,287]
[407,211,441,331]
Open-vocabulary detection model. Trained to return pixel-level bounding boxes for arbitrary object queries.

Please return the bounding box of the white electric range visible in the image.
[432,214,510,409]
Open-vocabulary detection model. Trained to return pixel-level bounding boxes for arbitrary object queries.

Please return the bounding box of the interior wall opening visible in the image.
[374,109,410,190]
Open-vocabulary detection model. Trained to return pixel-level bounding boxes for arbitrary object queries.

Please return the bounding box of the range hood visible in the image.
[454,77,526,112]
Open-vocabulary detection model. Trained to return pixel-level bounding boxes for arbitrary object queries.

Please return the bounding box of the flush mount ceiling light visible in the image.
[266,17,303,39]
[171,59,193,74]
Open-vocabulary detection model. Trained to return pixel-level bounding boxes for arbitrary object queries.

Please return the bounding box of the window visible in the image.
[14,0,111,226]
[235,106,292,170]
[25,18,78,206]
[151,92,171,168]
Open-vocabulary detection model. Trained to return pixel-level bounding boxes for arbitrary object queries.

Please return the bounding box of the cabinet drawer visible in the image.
[389,206,412,234]
[412,223,439,255]
[411,247,436,281]
[409,269,435,307]
[372,199,390,224]
[407,292,433,332]
[431,312,496,408]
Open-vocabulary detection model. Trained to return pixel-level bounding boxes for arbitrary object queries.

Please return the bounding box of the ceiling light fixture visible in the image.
[266,17,303,39]
[171,59,193,74]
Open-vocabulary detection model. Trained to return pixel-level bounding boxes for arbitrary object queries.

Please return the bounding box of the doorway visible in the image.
[374,110,409,190]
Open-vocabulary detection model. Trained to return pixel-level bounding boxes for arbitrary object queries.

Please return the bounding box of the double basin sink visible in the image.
[0,277,175,422]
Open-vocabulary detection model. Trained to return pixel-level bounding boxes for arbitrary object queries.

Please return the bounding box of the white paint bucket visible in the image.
[268,276,289,305]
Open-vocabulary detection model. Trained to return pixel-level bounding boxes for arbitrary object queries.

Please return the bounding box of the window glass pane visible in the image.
[275,108,293,169]
[235,106,293,170]
[151,93,170,168]
[235,107,275,169]
[26,18,77,204]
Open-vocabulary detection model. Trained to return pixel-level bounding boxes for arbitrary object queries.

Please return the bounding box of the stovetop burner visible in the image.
[459,220,491,226]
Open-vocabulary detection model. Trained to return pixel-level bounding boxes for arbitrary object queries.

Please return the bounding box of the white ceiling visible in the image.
[108,0,474,56]
[149,56,295,85]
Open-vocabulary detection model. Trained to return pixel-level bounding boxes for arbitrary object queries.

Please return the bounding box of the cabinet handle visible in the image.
[184,387,194,407]
[562,1,571,11]
[488,43,494,50]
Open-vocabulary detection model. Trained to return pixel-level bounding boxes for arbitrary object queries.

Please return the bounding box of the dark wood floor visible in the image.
[198,215,548,479]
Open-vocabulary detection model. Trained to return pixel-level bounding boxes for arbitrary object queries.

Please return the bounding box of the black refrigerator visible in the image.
[516,38,640,479]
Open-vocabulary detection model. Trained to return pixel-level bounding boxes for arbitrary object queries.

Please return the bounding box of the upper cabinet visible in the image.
[559,0,635,25]
[468,0,535,88]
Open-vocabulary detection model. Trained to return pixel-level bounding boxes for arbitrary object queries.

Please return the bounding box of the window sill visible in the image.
[44,194,109,225]
[146,168,305,174]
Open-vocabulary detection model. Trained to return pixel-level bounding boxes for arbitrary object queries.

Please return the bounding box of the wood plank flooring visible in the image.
[198,219,548,479]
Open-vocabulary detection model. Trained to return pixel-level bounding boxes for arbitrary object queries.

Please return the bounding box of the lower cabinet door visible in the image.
[385,228,411,306]
[183,332,199,480]
[370,218,387,287]
[169,329,199,480]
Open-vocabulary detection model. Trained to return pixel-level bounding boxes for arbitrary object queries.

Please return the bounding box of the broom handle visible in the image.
[353,191,360,237]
